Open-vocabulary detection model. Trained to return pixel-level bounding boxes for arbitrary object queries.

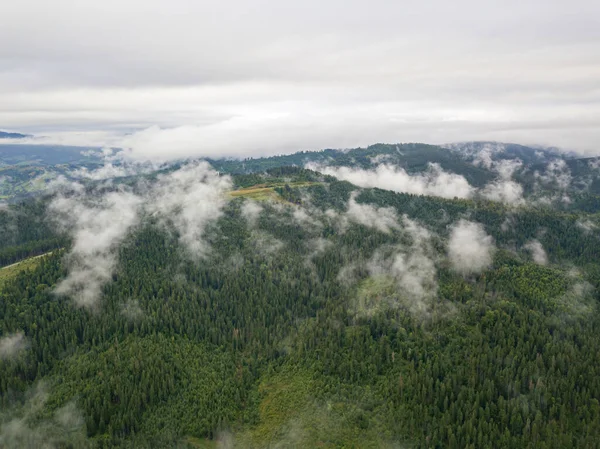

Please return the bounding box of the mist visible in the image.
[0,332,27,360]
[48,161,232,307]
[49,187,142,308]
[524,239,548,265]
[240,200,263,227]
[447,220,495,275]
[475,149,526,204]
[148,161,232,258]
[344,193,400,233]
[0,383,90,449]
[310,163,475,200]
[356,216,440,318]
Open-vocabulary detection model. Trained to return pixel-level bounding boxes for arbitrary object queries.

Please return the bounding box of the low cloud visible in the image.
[539,159,572,190]
[251,231,285,259]
[70,148,160,181]
[49,187,142,308]
[148,161,232,258]
[344,193,400,233]
[0,383,89,449]
[305,237,332,260]
[524,239,548,265]
[447,220,495,275]
[0,333,28,360]
[120,299,144,320]
[577,219,597,233]
[291,206,323,230]
[469,146,526,204]
[49,161,231,307]
[240,200,263,227]
[308,163,475,199]
[357,216,440,318]
[533,159,572,203]
[481,179,524,204]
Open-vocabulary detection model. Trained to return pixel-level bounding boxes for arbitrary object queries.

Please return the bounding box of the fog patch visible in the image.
[0,383,90,449]
[48,161,231,308]
[72,147,160,181]
[554,280,596,320]
[120,299,144,320]
[49,186,142,308]
[448,220,495,275]
[475,149,525,204]
[292,206,323,230]
[251,231,285,259]
[524,240,548,265]
[0,332,28,360]
[370,154,392,164]
[337,263,360,287]
[344,193,399,234]
[308,163,475,199]
[500,215,515,232]
[148,161,232,258]
[240,200,263,227]
[305,238,332,261]
[534,159,572,203]
[356,216,441,319]
[577,219,597,233]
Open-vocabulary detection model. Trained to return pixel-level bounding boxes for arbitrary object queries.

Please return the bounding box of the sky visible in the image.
[1,0,599,159]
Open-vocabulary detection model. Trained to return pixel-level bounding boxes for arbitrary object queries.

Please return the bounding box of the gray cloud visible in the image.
[1,0,599,156]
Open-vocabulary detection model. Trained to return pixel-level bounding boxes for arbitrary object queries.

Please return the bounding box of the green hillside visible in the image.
[1,154,600,448]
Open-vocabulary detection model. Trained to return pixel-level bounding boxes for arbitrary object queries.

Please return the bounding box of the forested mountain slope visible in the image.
[1,148,600,448]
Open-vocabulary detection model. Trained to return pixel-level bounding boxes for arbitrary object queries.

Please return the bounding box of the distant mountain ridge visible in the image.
[0,130,30,139]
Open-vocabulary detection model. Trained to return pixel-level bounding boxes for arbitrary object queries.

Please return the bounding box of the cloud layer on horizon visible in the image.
[0,0,599,159]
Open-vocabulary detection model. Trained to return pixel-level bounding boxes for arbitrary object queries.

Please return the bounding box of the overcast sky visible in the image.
[1,0,599,159]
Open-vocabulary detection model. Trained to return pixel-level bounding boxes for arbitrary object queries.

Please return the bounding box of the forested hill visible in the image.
[1,147,600,448]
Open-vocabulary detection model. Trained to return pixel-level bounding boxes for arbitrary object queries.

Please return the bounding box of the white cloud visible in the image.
[481,178,524,204]
[448,220,495,274]
[524,239,548,265]
[547,159,572,190]
[311,163,475,199]
[344,193,400,233]
[240,200,263,227]
[49,161,231,307]
[471,145,526,204]
[120,299,144,320]
[361,216,439,317]
[50,188,142,308]
[0,383,88,448]
[148,161,232,258]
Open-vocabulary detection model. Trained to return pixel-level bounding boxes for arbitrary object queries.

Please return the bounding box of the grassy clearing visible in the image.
[230,367,396,448]
[229,182,320,201]
[0,252,54,289]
